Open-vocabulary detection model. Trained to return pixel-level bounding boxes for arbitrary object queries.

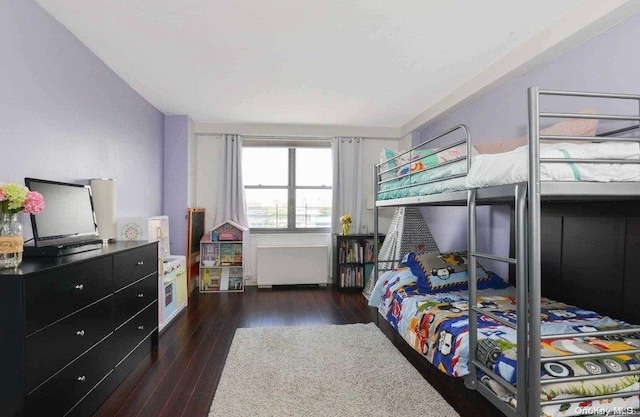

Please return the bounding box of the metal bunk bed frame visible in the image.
[372,87,640,417]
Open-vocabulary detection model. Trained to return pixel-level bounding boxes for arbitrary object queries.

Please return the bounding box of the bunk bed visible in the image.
[369,87,640,417]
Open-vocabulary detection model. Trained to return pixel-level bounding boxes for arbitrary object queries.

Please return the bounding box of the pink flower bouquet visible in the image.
[0,183,45,215]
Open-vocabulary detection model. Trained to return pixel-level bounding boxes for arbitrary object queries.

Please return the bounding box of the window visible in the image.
[243,144,332,231]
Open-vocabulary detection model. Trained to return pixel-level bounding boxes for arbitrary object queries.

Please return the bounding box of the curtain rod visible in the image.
[243,134,333,141]
[198,133,394,142]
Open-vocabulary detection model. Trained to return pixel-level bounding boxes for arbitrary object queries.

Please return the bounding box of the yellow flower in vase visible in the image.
[339,213,352,235]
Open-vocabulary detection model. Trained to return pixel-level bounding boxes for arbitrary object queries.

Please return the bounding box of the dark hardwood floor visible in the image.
[92,286,500,417]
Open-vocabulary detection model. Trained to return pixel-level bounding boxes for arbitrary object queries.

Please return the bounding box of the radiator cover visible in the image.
[257,245,329,287]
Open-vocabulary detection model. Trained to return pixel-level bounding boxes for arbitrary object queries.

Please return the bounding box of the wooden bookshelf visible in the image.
[335,234,384,291]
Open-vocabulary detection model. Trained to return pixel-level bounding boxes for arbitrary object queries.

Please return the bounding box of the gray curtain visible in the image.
[331,137,363,235]
[214,134,251,276]
[214,134,248,226]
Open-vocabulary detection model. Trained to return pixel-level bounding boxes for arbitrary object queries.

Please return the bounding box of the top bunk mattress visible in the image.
[466,141,640,188]
[378,141,640,201]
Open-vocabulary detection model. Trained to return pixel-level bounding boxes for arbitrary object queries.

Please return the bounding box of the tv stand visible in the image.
[23,241,102,257]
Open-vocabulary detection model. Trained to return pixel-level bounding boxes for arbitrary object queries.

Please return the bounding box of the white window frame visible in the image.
[243,139,332,233]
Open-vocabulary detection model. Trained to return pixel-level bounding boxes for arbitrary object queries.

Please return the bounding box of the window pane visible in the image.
[243,147,288,186]
[296,148,332,186]
[245,188,288,228]
[295,189,332,228]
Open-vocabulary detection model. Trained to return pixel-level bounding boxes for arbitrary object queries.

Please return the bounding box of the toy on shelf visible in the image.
[200,220,248,293]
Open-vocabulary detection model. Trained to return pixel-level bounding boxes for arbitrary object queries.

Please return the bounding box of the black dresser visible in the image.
[0,241,159,417]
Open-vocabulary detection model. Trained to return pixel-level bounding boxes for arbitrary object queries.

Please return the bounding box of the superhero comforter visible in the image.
[368,267,640,416]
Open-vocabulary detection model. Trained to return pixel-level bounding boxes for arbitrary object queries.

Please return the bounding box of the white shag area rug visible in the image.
[208,322,460,417]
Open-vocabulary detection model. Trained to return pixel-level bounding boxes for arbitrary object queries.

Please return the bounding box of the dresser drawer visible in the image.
[114,301,157,362]
[26,334,113,417]
[113,244,157,288]
[26,296,114,393]
[25,257,113,334]
[114,273,158,327]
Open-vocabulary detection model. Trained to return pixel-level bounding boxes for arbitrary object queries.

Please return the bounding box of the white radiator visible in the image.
[257,245,329,288]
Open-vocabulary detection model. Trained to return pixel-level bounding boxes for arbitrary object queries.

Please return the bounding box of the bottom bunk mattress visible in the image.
[368,266,640,416]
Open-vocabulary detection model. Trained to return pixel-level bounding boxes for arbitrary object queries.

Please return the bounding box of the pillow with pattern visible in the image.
[403,251,507,293]
[395,145,467,178]
[379,147,398,181]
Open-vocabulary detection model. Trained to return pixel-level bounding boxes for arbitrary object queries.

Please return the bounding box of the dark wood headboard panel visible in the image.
[510,201,640,325]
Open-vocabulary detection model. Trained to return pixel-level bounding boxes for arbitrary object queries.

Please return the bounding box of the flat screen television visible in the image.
[25,178,101,248]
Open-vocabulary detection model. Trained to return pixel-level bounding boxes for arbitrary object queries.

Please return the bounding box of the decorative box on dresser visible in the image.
[0,241,159,417]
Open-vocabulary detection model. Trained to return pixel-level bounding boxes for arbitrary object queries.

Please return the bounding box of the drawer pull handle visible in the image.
[136,261,144,266]
[77,376,86,382]
[138,325,145,330]
[76,330,85,336]
[75,284,84,290]
[137,293,144,298]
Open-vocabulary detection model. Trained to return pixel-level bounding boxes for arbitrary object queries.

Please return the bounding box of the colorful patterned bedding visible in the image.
[368,267,640,416]
[378,159,467,200]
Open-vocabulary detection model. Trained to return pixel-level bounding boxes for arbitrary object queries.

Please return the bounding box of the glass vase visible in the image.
[0,213,23,269]
[341,223,351,236]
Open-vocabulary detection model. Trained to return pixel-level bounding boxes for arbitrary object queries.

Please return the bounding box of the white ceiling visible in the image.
[33,0,639,132]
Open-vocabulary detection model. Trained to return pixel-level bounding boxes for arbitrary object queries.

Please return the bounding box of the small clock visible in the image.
[121,223,143,241]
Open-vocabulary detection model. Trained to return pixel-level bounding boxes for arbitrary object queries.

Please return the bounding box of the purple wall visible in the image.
[418,12,640,145]
[164,116,189,256]
[414,12,640,275]
[1,0,164,239]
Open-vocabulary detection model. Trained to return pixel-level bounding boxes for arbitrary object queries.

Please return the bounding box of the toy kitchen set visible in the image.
[117,216,188,332]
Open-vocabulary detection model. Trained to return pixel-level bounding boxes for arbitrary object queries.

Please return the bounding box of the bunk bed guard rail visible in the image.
[374,124,471,206]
